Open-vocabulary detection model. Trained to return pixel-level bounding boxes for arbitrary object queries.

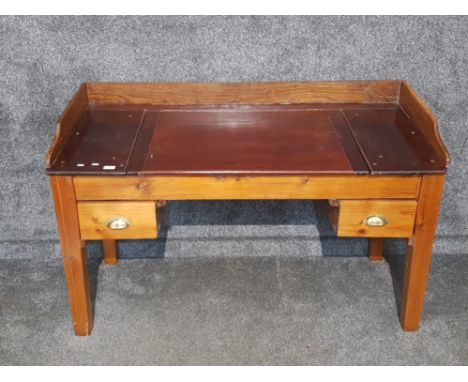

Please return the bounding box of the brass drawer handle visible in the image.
[363,215,388,227]
[107,217,131,230]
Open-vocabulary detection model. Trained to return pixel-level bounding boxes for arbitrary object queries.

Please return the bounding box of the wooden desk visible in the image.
[45,81,450,335]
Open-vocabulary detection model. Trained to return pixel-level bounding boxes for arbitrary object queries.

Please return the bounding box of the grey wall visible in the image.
[0,16,466,259]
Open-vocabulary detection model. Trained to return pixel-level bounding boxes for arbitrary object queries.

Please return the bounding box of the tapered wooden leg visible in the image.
[102,240,119,265]
[368,238,384,261]
[400,175,445,331]
[50,176,93,336]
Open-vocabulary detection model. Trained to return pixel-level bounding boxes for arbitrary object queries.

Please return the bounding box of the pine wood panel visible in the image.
[400,175,445,331]
[46,84,88,168]
[73,175,421,201]
[399,81,450,168]
[48,108,145,175]
[50,176,93,336]
[87,81,401,105]
[337,200,417,238]
[102,239,118,265]
[77,201,157,240]
[368,238,385,261]
[343,107,447,174]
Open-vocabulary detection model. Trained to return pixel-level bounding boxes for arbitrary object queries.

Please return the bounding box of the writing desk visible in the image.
[46,81,450,335]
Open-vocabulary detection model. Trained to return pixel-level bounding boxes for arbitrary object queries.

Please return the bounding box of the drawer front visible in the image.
[337,200,417,238]
[77,201,157,240]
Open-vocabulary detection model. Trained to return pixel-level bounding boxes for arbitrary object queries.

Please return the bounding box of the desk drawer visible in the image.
[77,201,158,240]
[334,200,417,238]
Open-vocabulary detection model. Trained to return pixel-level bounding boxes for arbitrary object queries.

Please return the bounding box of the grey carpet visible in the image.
[0,16,467,259]
[1,254,467,365]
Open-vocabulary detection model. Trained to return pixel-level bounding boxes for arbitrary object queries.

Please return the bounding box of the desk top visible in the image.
[45,81,450,176]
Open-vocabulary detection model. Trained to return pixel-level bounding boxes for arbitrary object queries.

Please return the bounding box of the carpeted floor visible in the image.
[1,254,467,365]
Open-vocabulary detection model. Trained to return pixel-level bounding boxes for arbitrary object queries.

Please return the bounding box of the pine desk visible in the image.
[46,81,450,336]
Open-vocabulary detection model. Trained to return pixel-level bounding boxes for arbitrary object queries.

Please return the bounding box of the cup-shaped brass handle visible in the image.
[107,217,131,230]
[363,215,388,227]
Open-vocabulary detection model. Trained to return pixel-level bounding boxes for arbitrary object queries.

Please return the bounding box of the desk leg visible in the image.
[102,240,119,265]
[368,238,384,261]
[50,176,93,336]
[400,175,445,331]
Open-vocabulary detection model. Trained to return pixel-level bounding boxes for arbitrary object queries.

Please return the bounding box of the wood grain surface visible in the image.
[400,175,445,331]
[77,201,158,240]
[49,108,145,175]
[399,81,450,167]
[50,176,93,335]
[343,107,447,174]
[336,199,417,238]
[102,240,118,265]
[87,81,401,105]
[73,175,420,201]
[368,238,385,261]
[46,84,88,168]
